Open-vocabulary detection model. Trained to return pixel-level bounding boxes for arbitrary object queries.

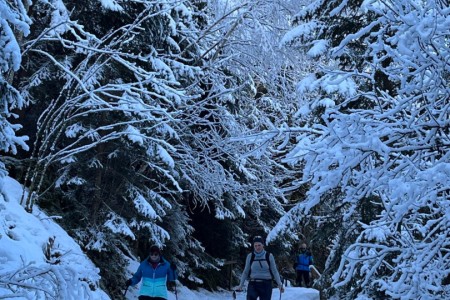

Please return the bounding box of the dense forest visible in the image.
[1,0,450,299]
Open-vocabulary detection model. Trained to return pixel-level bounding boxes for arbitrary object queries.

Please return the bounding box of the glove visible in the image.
[170,263,177,271]
[167,282,173,291]
[168,281,177,292]
[125,279,132,287]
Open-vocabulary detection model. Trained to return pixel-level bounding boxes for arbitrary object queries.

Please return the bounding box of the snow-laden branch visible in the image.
[0,262,96,299]
[263,0,450,298]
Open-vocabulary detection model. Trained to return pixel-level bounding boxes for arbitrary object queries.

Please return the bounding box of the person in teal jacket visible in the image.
[126,245,177,300]
[294,243,313,287]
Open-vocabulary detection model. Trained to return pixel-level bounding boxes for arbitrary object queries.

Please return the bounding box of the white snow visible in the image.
[0,176,109,299]
[125,284,319,300]
[280,21,318,46]
[307,39,329,57]
[99,0,124,11]
[125,125,145,145]
[134,193,158,219]
[157,144,175,168]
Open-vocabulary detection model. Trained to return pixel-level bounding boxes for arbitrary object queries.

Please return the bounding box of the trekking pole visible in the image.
[123,286,128,299]
[174,282,178,300]
[232,290,236,299]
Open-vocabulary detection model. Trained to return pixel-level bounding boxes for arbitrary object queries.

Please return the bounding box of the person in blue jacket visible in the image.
[294,243,313,287]
[126,245,177,300]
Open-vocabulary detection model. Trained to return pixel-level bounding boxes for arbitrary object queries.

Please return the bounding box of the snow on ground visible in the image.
[0,176,320,299]
[167,286,320,300]
[123,285,319,300]
[0,176,109,299]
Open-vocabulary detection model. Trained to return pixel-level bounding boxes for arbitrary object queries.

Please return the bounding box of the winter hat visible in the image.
[253,236,264,244]
[149,245,161,255]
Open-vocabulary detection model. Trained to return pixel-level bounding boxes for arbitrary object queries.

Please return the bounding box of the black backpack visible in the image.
[248,252,274,279]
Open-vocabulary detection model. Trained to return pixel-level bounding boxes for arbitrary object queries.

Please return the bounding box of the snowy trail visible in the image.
[165,286,320,300]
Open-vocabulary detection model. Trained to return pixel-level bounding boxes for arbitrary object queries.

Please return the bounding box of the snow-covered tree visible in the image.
[202,0,309,230]
[7,0,304,294]
[257,0,450,298]
[183,0,316,285]
[0,0,31,178]
[8,0,224,295]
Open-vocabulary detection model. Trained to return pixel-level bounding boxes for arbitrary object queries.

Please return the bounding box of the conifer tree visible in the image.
[0,0,30,178]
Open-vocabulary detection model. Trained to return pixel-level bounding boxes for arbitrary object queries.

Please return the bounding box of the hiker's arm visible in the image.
[130,264,143,286]
[269,254,283,287]
[238,254,251,288]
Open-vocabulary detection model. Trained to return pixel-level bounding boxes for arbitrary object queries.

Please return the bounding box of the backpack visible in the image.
[248,252,274,279]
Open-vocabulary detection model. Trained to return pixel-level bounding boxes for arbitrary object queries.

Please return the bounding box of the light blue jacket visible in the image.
[130,256,176,299]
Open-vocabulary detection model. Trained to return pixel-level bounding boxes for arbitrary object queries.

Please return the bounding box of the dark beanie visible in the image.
[253,236,264,244]
[149,245,161,254]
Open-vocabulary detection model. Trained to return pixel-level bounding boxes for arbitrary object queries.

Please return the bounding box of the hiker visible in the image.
[126,245,177,300]
[237,236,284,300]
[294,243,313,287]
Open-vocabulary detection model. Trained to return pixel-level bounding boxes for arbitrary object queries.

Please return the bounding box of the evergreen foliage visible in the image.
[264,0,450,298]
[0,0,30,176]
[3,0,299,297]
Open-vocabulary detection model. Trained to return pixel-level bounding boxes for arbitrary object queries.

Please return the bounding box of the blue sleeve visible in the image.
[131,264,143,285]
